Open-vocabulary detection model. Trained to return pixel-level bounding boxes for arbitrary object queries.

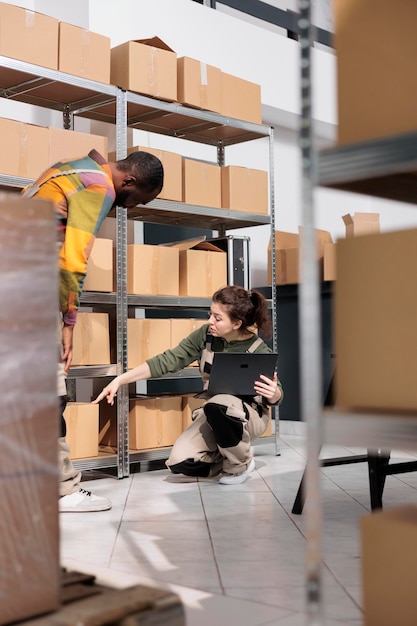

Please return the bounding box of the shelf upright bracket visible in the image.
[115,87,129,479]
[216,144,226,236]
[268,127,280,456]
[63,105,73,130]
[298,1,324,624]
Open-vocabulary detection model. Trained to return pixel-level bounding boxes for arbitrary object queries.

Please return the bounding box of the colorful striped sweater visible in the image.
[22,149,115,325]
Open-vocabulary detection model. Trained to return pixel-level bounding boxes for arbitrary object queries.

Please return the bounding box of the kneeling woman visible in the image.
[94,286,283,485]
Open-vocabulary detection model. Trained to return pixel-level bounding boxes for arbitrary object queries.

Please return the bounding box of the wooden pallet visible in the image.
[19,569,185,625]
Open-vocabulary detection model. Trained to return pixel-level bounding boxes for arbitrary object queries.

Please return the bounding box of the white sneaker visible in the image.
[59,488,112,512]
[219,458,256,485]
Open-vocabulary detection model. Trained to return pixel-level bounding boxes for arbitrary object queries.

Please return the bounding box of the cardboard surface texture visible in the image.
[110,37,177,101]
[361,505,417,626]
[335,228,417,411]
[0,117,49,179]
[127,244,179,295]
[0,195,59,624]
[72,312,111,366]
[0,2,59,69]
[58,22,111,83]
[127,318,171,369]
[177,56,222,112]
[167,237,227,297]
[48,127,108,165]
[83,238,113,292]
[65,402,99,459]
[220,72,262,124]
[221,165,268,214]
[183,158,222,208]
[129,397,183,450]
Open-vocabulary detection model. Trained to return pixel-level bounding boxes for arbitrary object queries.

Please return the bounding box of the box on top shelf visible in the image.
[342,212,380,237]
[0,117,49,179]
[335,227,417,412]
[177,56,222,112]
[221,165,268,214]
[0,2,59,70]
[166,236,227,298]
[82,238,113,293]
[361,505,417,626]
[334,0,417,144]
[110,36,177,101]
[58,22,111,84]
[220,72,262,124]
[183,158,221,208]
[127,243,179,296]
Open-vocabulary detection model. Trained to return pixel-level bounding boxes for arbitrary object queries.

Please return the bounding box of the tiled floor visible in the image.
[61,432,417,625]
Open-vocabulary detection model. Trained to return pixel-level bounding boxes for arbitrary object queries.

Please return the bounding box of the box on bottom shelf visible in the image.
[361,505,417,626]
[64,402,99,459]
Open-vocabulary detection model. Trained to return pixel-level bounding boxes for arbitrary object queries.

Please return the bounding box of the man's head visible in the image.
[110,151,164,208]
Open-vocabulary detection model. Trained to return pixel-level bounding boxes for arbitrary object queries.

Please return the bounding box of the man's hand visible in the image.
[62,324,74,374]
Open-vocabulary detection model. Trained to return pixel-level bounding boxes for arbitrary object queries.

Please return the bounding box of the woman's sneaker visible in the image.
[59,488,112,512]
[219,458,256,485]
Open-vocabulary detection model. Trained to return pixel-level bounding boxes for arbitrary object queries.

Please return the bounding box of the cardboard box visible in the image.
[361,505,417,626]
[0,117,49,179]
[127,244,179,295]
[58,22,111,84]
[183,158,221,208]
[48,127,108,165]
[168,237,227,297]
[335,228,417,411]
[127,318,171,369]
[0,2,59,69]
[128,146,182,201]
[220,72,262,124]
[170,318,207,366]
[323,242,337,281]
[268,229,333,285]
[260,412,273,437]
[342,212,380,237]
[221,165,269,214]
[83,238,113,292]
[0,196,59,623]
[182,394,205,430]
[177,56,222,112]
[129,396,183,450]
[334,0,417,144]
[64,402,99,459]
[96,216,135,246]
[110,37,177,101]
[72,312,111,366]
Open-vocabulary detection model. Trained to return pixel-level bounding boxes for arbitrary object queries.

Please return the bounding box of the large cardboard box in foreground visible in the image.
[361,505,417,626]
[334,0,417,144]
[110,37,177,101]
[335,228,417,411]
[0,196,59,624]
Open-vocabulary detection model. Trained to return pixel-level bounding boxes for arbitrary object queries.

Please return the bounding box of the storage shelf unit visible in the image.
[299,4,417,624]
[0,54,277,478]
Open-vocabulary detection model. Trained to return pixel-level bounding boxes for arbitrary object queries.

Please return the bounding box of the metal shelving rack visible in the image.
[299,2,417,624]
[0,54,278,478]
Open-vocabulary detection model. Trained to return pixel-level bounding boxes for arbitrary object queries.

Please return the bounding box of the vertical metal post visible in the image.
[298,1,324,624]
[115,88,129,479]
[268,128,280,455]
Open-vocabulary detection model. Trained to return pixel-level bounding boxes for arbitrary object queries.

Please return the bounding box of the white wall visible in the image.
[4,0,417,286]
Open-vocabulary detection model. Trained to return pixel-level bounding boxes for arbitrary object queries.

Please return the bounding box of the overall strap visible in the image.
[247,336,263,353]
